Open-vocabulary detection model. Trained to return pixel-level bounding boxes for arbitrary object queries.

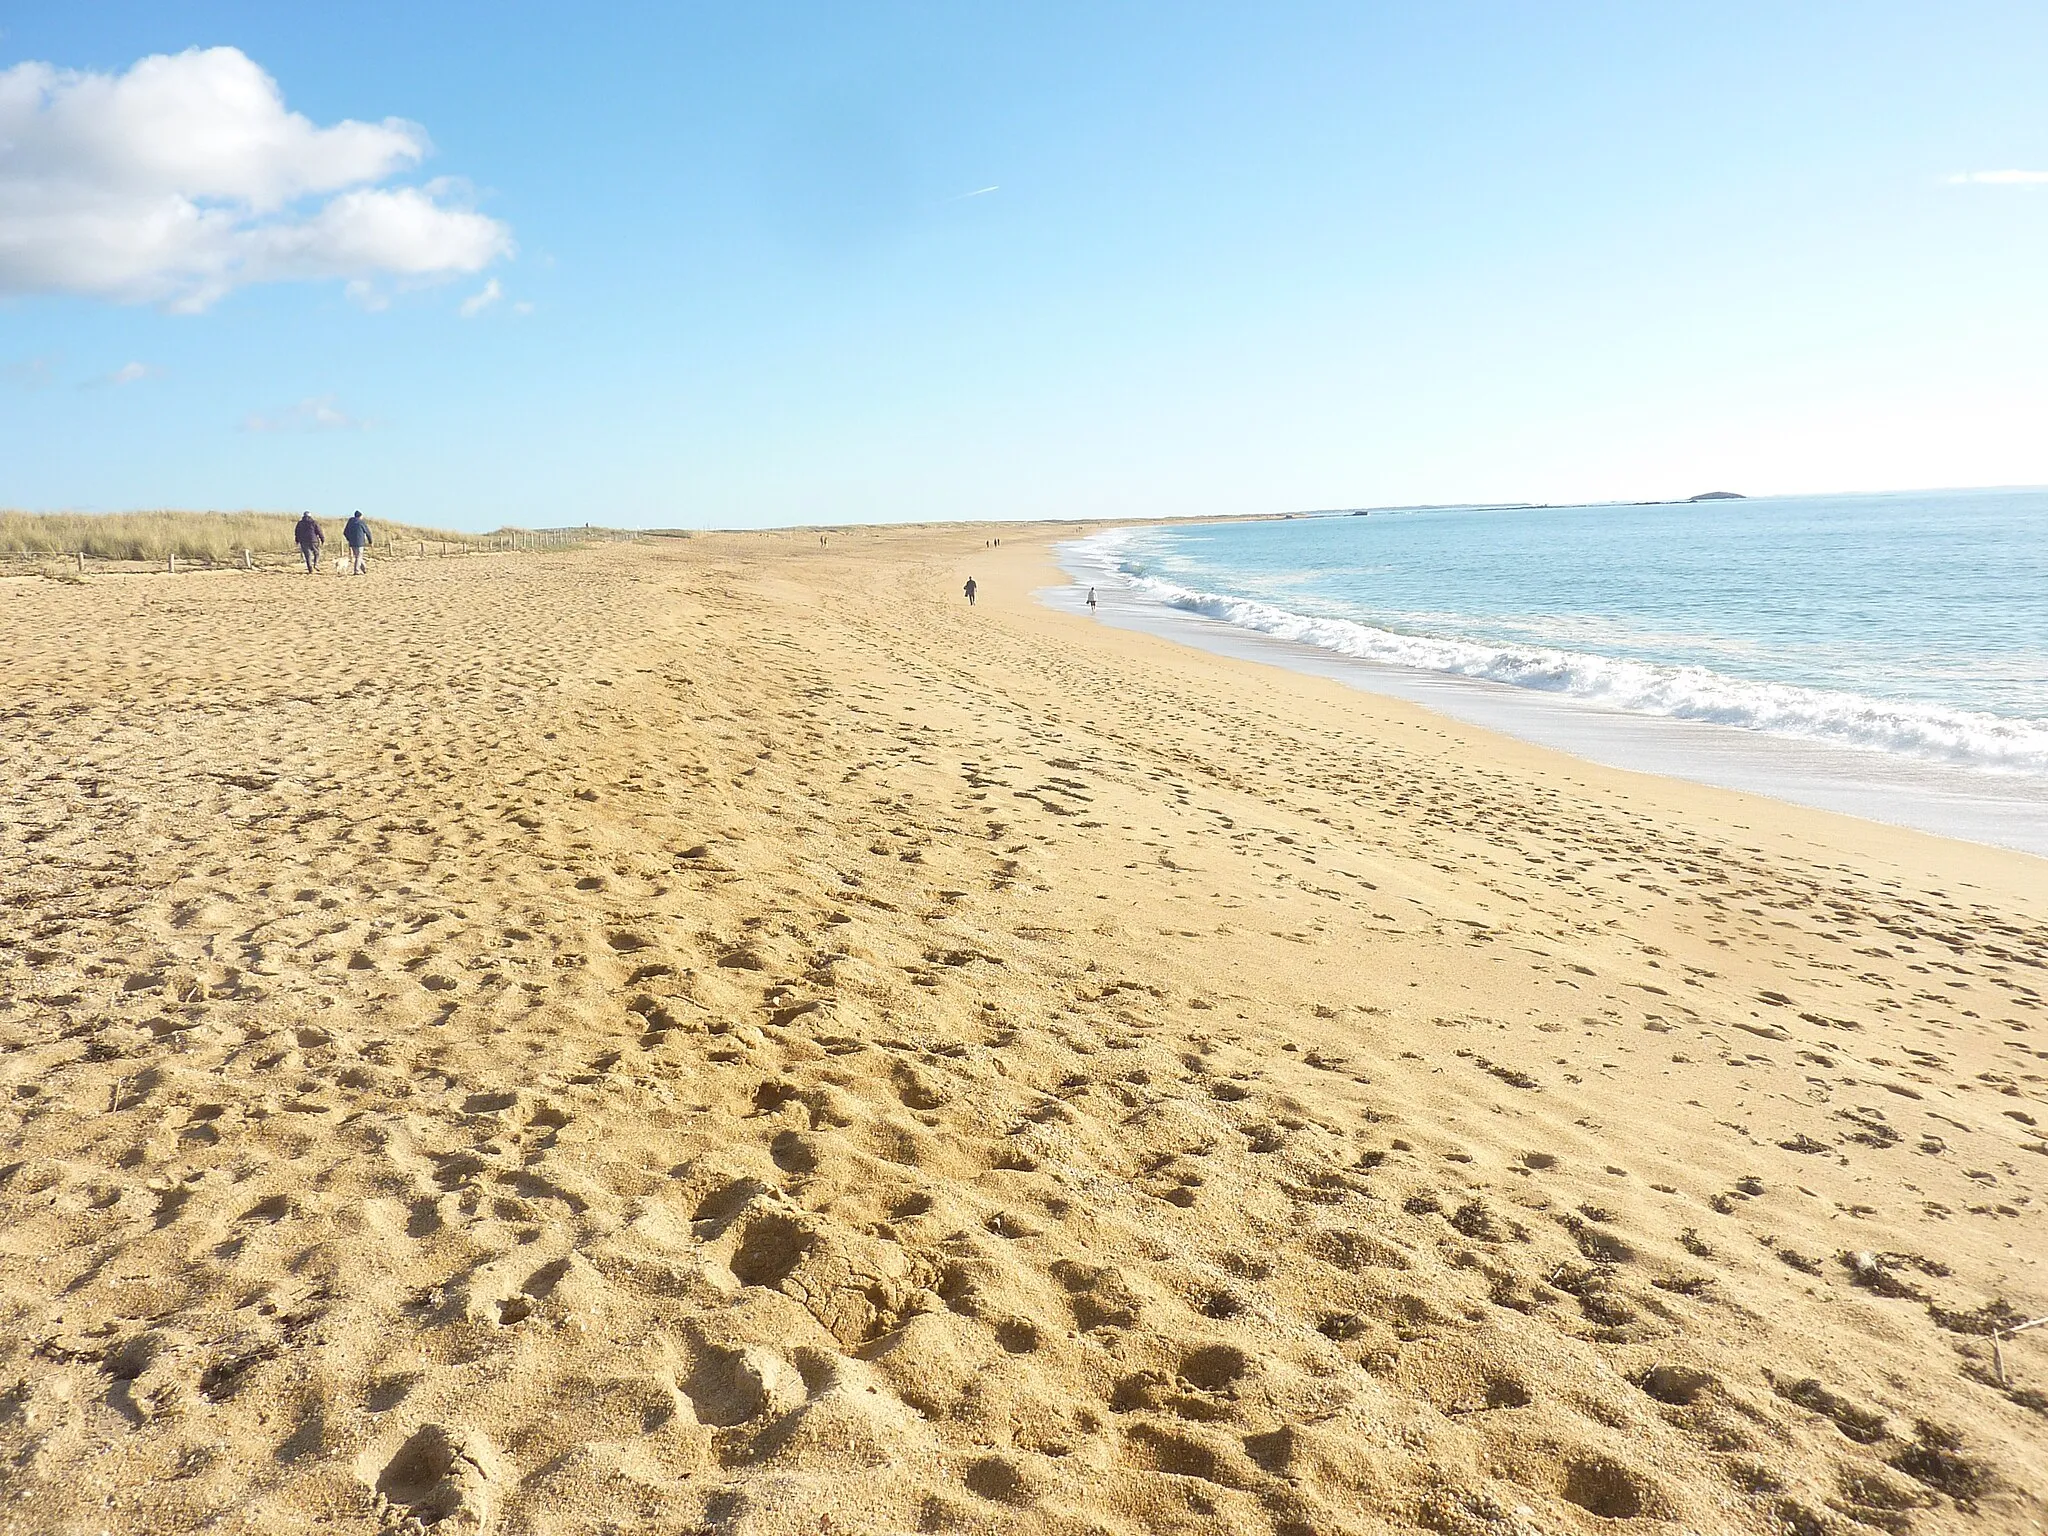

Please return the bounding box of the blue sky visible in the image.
[3,3,2046,529]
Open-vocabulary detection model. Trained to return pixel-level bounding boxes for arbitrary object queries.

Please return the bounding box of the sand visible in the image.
[1,526,2043,1536]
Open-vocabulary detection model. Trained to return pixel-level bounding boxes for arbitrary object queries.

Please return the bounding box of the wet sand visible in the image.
[2,525,2044,1534]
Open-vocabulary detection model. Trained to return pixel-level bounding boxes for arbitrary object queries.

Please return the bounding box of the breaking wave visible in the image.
[1068,529,2048,778]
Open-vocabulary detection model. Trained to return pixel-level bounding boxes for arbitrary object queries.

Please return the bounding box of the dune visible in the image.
[0,510,491,567]
[1,526,2043,1534]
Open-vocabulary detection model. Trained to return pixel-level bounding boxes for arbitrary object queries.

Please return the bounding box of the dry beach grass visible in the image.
[1,528,2043,1534]
[0,511,480,565]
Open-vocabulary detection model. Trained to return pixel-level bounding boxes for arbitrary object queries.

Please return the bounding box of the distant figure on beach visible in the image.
[294,512,323,574]
[963,577,977,606]
[1086,586,1097,611]
[343,511,372,575]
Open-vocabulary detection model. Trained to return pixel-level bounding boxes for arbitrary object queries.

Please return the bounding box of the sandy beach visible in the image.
[2,525,2043,1535]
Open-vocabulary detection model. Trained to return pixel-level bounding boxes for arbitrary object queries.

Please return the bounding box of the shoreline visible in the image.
[4,525,2043,1534]
[1048,524,2048,861]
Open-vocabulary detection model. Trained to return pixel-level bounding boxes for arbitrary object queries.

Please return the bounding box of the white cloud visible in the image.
[1946,170,2048,185]
[243,394,370,432]
[4,353,58,389]
[75,358,163,387]
[0,46,512,310]
[459,276,503,317]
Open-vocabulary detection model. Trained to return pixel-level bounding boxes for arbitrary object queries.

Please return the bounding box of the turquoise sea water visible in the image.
[1067,490,2048,779]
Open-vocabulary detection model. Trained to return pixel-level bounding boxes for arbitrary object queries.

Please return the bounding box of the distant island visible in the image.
[1687,490,1746,501]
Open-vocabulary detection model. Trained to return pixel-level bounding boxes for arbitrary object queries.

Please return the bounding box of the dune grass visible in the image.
[0,509,487,563]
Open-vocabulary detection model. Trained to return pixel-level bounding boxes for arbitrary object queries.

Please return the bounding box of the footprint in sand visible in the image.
[373,1423,499,1534]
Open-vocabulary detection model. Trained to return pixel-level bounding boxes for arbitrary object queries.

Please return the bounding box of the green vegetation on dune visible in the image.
[1,509,485,562]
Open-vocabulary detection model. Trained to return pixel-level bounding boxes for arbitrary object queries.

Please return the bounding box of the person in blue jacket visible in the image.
[343,511,372,575]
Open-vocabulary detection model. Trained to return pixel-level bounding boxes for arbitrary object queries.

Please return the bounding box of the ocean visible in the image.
[1056,489,2048,855]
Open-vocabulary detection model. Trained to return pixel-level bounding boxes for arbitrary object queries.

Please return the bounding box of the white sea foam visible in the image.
[1067,528,2048,778]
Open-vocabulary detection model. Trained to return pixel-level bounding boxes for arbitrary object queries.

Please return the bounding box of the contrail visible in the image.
[951,185,999,200]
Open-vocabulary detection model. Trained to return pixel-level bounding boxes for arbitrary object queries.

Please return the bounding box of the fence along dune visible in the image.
[0,509,483,564]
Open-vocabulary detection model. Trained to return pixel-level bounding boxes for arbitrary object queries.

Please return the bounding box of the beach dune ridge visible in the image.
[0,509,479,564]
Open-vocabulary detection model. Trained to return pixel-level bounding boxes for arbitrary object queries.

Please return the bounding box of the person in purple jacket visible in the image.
[294,512,324,574]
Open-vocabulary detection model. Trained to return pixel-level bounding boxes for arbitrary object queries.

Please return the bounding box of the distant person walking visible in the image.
[294,512,324,574]
[1086,586,1097,611]
[343,510,372,575]
[963,577,977,606]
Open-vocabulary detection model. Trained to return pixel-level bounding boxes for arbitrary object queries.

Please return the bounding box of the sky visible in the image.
[2,3,2046,530]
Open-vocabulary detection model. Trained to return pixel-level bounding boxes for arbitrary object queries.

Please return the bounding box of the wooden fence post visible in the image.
[77,552,85,574]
